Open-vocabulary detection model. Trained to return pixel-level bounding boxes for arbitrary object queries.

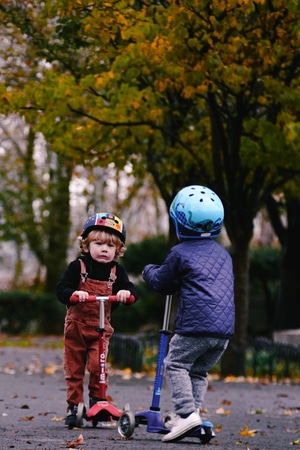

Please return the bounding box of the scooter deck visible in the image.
[86,400,121,422]
[134,408,215,440]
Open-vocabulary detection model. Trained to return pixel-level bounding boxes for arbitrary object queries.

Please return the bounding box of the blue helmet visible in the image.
[169,185,224,239]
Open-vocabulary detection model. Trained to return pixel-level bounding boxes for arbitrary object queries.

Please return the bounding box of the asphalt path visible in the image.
[1,345,300,449]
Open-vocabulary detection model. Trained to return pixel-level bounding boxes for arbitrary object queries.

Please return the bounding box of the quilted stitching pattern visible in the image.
[143,239,235,338]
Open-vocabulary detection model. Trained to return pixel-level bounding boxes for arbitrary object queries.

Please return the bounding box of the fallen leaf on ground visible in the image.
[20,416,34,421]
[291,438,300,445]
[44,364,59,375]
[215,407,231,415]
[221,399,232,405]
[122,367,132,380]
[65,433,84,448]
[239,424,257,436]
[248,408,265,414]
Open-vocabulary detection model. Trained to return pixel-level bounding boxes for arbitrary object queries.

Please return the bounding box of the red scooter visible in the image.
[69,294,135,428]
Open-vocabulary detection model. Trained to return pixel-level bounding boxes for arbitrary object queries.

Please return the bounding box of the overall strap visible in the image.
[107,265,117,289]
[78,259,88,284]
[79,258,117,288]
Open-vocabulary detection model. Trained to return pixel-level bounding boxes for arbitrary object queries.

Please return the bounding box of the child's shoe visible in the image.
[162,412,202,442]
[65,405,78,428]
[164,412,178,429]
[89,397,101,408]
[164,409,201,430]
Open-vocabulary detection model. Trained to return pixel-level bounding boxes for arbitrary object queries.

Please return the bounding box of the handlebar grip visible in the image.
[108,295,135,304]
[120,295,135,304]
[70,295,97,302]
[70,294,135,304]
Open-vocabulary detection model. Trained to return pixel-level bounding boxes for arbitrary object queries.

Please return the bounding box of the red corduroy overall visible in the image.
[63,260,116,409]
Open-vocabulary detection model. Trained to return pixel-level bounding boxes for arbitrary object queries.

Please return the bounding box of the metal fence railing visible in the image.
[249,336,300,378]
[109,333,300,379]
[109,333,146,372]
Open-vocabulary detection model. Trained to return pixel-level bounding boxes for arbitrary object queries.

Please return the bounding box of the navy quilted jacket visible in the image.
[142,239,235,338]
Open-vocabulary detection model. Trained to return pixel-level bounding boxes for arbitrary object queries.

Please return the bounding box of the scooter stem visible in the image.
[151,295,173,410]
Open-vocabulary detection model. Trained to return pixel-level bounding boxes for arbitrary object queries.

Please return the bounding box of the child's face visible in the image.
[88,239,117,263]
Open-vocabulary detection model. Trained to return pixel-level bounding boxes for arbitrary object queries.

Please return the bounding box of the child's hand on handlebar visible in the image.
[71,290,89,302]
[116,290,131,303]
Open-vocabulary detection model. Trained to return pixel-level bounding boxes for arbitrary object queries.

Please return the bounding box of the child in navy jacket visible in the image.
[143,185,234,442]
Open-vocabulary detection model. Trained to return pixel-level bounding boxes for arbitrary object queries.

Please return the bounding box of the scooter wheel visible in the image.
[75,402,86,428]
[118,409,136,438]
[199,422,214,444]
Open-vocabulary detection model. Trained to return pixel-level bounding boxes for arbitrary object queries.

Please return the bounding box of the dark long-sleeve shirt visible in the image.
[56,254,138,307]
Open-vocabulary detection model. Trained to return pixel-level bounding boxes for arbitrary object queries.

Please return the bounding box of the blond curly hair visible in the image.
[79,229,126,260]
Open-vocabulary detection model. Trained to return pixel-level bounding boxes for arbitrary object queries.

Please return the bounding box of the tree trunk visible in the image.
[221,238,250,376]
[44,156,73,293]
[274,198,300,330]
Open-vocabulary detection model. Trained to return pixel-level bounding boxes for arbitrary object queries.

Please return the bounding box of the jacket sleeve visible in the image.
[142,248,180,294]
[56,260,81,307]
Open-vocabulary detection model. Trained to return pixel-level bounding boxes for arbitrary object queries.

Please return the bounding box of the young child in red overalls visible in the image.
[56,213,138,427]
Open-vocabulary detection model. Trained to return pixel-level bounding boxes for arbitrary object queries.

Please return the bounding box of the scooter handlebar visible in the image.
[69,294,135,304]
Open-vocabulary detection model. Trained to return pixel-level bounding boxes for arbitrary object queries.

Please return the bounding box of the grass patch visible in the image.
[0,334,64,349]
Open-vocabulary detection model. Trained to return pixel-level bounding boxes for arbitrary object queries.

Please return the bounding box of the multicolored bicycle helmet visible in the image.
[170,185,224,239]
[80,212,126,243]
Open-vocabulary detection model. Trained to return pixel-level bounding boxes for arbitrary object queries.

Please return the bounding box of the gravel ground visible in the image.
[0,345,300,449]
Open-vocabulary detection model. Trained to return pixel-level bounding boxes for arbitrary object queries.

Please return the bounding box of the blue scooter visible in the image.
[117,295,215,444]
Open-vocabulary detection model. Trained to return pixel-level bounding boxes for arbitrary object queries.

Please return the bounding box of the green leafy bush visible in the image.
[248,247,281,336]
[112,235,169,332]
[111,281,166,333]
[122,235,169,275]
[0,291,65,334]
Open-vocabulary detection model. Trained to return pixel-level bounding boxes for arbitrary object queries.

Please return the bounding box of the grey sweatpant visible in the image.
[164,334,229,416]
